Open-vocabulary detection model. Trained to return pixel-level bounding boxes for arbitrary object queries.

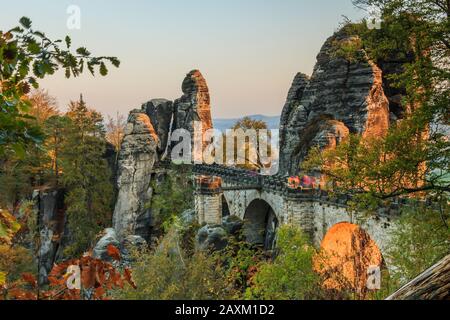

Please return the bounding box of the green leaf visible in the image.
[87,62,95,76]
[27,40,41,54]
[99,62,108,76]
[28,77,39,89]
[8,26,24,33]
[19,17,32,29]
[65,35,71,49]
[76,47,91,57]
[33,31,45,38]
[110,57,121,68]
[12,143,25,158]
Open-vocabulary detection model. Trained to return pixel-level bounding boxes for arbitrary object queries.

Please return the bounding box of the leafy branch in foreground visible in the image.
[1,244,135,300]
[0,16,120,156]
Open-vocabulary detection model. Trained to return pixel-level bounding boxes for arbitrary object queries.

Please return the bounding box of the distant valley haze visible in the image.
[213,115,281,131]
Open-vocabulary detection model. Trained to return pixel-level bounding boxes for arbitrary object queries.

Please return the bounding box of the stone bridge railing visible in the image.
[192,163,422,212]
[192,164,352,205]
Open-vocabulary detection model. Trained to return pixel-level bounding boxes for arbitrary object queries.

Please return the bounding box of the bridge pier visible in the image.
[194,176,223,225]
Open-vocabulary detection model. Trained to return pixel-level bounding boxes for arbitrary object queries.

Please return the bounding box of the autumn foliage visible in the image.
[1,245,136,300]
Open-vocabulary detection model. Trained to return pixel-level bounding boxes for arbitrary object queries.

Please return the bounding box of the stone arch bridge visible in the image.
[193,164,404,261]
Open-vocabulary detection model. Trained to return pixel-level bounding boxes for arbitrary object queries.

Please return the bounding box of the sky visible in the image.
[1,0,365,119]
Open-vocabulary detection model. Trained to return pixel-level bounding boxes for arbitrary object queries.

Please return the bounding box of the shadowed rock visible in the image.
[142,99,174,157]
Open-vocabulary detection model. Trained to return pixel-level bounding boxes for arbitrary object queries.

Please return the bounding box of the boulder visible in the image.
[180,209,196,226]
[123,235,147,250]
[196,225,228,251]
[93,228,120,260]
[222,215,243,235]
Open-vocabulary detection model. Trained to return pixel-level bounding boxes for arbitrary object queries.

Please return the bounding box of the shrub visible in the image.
[245,225,323,300]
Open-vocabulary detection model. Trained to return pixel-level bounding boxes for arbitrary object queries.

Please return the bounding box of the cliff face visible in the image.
[113,110,159,240]
[112,70,213,240]
[35,190,66,285]
[142,99,174,158]
[278,31,392,176]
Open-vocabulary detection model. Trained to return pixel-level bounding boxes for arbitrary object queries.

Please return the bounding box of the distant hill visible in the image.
[213,114,280,132]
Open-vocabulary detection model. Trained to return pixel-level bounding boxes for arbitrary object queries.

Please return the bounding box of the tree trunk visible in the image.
[386,255,450,300]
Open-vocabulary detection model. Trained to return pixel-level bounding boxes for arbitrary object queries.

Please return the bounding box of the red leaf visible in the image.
[106,244,121,261]
[21,273,37,288]
[81,260,96,289]
[94,286,105,299]
[9,288,37,300]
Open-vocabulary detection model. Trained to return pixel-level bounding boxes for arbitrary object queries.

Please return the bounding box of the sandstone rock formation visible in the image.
[112,70,213,241]
[142,99,174,158]
[279,30,391,176]
[174,70,213,139]
[35,190,66,285]
[112,110,159,240]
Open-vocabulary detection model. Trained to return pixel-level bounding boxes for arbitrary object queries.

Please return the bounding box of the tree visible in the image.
[106,111,126,160]
[27,89,58,125]
[43,115,70,185]
[245,225,323,300]
[61,96,114,257]
[149,164,194,231]
[0,17,120,157]
[387,206,450,284]
[224,117,270,170]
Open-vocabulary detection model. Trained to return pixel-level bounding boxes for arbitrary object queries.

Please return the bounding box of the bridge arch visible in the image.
[243,199,279,250]
[317,222,386,294]
[221,194,230,217]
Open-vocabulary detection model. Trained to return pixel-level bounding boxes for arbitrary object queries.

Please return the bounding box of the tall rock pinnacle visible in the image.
[174,70,213,139]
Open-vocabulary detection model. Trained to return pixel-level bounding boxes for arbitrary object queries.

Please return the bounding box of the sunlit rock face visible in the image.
[113,110,158,240]
[278,29,391,176]
[174,70,213,141]
[316,222,383,294]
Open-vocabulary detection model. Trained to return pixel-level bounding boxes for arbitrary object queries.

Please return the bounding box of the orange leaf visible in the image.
[124,268,137,289]
[106,244,121,261]
[9,288,37,300]
[94,286,105,299]
[21,273,37,288]
[81,264,96,289]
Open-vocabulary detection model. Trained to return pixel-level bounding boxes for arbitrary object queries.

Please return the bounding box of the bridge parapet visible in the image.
[192,164,432,217]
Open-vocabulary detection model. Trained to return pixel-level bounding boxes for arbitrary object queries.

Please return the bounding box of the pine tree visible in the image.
[61,95,113,257]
